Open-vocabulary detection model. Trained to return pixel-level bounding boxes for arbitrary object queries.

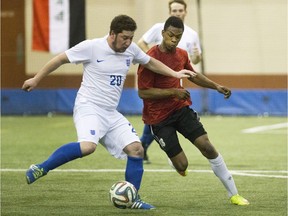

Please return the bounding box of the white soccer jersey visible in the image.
[142,23,201,56]
[65,37,150,110]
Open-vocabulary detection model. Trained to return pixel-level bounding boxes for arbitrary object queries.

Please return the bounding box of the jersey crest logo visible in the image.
[126,58,131,67]
[90,130,96,135]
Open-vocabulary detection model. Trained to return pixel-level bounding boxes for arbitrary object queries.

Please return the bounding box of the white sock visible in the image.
[209,154,238,197]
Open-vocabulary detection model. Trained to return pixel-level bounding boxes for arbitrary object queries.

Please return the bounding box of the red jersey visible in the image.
[137,45,194,125]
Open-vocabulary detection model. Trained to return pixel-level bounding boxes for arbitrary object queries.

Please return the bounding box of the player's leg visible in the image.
[102,112,155,209]
[193,135,249,205]
[180,107,249,205]
[123,142,155,209]
[26,141,95,184]
[151,118,188,176]
[123,142,144,191]
[26,105,103,184]
[101,111,145,191]
[140,124,154,163]
[101,126,145,191]
[193,134,238,196]
[168,150,188,176]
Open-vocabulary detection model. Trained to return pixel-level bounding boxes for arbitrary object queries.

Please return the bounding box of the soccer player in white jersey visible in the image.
[138,0,201,64]
[138,0,202,163]
[22,14,195,210]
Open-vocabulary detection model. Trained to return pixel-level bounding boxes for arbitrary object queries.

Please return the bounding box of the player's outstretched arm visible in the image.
[138,88,190,100]
[137,38,150,53]
[22,53,70,92]
[144,57,196,79]
[188,72,231,99]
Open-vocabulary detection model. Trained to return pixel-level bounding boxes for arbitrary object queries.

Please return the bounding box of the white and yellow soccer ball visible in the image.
[109,180,138,209]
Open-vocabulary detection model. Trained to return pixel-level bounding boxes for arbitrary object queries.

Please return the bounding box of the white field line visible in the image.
[1,168,287,179]
[241,122,288,134]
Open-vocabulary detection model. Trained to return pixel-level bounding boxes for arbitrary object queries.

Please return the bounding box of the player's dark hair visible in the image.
[109,15,137,35]
[168,0,187,12]
[164,16,184,31]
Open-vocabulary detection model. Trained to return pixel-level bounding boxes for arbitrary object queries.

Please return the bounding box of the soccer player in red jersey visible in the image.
[137,16,249,206]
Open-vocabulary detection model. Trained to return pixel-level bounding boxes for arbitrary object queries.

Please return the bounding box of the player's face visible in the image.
[169,2,187,21]
[111,31,134,53]
[161,26,183,52]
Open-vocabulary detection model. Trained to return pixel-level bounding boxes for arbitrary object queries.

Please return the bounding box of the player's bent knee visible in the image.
[170,152,188,171]
[80,141,97,156]
[123,142,144,158]
[200,144,218,159]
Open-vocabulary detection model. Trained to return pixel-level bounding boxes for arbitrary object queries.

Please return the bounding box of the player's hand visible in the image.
[174,89,190,100]
[191,43,201,64]
[22,78,38,92]
[192,42,200,56]
[217,85,232,99]
[176,69,197,79]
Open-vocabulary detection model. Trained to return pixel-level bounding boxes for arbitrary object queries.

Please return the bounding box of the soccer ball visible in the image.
[109,180,138,209]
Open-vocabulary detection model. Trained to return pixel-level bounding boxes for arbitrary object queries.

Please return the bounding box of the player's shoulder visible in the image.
[67,39,93,51]
[153,22,164,27]
[149,22,165,30]
[81,37,107,50]
[184,24,198,36]
[75,38,102,47]
[90,36,107,44]
[146,45,158,54]
[176,47,189,55]
[126,42,145,55]
[128,41,141,50]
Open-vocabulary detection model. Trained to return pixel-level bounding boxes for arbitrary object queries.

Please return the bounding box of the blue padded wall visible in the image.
[208,89,287,116]
[1,88,287,116]
[1,89,76,115]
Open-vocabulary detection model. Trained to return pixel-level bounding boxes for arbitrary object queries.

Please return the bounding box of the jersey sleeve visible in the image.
[131,42,150,65]
[65,40,93,64]
[186,60,195,72]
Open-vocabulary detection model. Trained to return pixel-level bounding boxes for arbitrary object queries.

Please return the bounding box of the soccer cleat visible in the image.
[26,164,47,184]
[167,158,188,177]
[177,169,188,177]
[230,194,249,206]
[130,195,155,210]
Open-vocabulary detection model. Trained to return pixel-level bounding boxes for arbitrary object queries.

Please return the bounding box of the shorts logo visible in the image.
[159,138,166,148]
[129,123,137,135]
[90,130,96,135]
